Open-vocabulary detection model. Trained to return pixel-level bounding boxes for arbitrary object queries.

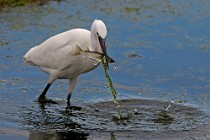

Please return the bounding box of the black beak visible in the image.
[98,34,108,57]
[98,33,115,65]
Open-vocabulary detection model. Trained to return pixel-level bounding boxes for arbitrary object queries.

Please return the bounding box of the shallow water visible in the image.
[0,0,210,139]
[21,99,208,139]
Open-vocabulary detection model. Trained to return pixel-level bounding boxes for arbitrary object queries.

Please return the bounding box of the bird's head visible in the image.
[91,19,115,64]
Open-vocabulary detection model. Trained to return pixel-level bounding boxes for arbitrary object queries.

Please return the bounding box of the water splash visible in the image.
[165,100,175,111]
[113,63,117,69]
[21,99,208,133]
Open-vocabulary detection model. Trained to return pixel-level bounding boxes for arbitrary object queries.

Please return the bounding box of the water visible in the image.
[0,0,210,139]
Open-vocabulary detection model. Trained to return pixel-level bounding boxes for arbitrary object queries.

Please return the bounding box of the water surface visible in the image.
[0,0,210,139]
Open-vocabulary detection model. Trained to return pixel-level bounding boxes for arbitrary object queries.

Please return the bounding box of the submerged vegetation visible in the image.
[0,0,60,7]
[154,111,174,125]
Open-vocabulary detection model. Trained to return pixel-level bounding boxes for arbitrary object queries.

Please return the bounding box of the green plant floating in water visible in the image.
[0,0,52,7]
[101,56,121,119]
[154,111,174,125]
[112,113,132,124]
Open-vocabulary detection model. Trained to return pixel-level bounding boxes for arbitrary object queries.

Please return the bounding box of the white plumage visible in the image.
[24,19,111,105]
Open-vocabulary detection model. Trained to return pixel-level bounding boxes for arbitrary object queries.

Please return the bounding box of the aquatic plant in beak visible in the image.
[78,42,120,118]
[97,32,122,119]
[101,55,121,119]
[80,50,121,119]
[97,33,121,118]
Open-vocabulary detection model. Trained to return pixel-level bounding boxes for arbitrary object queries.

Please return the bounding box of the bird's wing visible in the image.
[24,29,90,71]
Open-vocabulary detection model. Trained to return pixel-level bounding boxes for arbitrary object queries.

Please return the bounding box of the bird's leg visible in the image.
[66,77,78,106]
[38,83,57,104]
[38,76,58,104]
[66,92,82,111]
[38,83,51,103]
[66,93,72,106]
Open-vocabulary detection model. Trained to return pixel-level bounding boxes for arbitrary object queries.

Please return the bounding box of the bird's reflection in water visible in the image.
[25,103,88,140]
[29,131,88,140]
[23,99,207,140]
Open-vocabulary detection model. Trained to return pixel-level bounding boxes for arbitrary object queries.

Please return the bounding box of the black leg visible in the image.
[66,93,71,106]
[66,93,82,111]
[38,83,51,103]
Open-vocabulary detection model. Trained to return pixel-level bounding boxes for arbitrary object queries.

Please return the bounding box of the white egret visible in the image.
[24,19,114,105]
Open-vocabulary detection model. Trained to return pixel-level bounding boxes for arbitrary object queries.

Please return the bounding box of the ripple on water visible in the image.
[20,99,208,134]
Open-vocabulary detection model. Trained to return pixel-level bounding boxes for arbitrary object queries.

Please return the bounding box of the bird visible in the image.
[23,19,114,106]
